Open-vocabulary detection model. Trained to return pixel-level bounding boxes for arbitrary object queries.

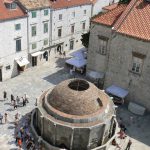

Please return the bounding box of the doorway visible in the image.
[32,57,37,66]
[0,69,2,81]
[70,40,74,50]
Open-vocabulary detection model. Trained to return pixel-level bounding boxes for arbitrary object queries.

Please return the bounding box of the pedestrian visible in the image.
[63,51,66,58]
[16,96,20,104]
[35,98,38,106]
[18,138,22,150]
[3,91,7,101]
[11,94,14,104]
[14,100,17,109]
[125,139,132,150]
[120,123,127,132]
[15,131,19,143]
[22,97,26,106]
[59,50,62,57]
[24,94,29,103]
[0,113,3,124]
[4,113,7,123]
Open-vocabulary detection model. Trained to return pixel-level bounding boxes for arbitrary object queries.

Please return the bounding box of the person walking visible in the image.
[4,113,7,123]
[24,94,29,103]
[3,91,7,101]
[63,51,66,58]
[125,139,132,150]
[14,100,17,109]
[11,94,14,104]
[16,96,20,104]
[22,97,26,106]
[18,138,22,150]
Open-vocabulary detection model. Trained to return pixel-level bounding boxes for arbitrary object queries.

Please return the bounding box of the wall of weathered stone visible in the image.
[87,23,112,73]
[104,34,150,110]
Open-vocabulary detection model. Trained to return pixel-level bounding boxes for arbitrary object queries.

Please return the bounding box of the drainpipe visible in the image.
[27,10,30,65]
[50,9,53,47]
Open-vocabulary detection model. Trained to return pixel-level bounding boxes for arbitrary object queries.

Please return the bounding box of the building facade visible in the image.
[50,3,92,54]
[0,0,119,81]
[0,0,28,81]
[87,0,150,110]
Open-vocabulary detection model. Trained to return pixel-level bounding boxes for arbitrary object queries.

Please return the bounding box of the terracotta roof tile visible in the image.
[0,0,26,21]
[18,0,51,10]
[92,4,127,26]
[50,0,93,9]
[114,0,150,41]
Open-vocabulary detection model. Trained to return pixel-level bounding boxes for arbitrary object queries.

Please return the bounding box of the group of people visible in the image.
[111,117,132,150]
[15,113,37,150]
[3,91,29,109]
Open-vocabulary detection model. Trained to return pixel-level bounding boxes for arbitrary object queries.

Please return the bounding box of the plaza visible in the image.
[0,56,150,150]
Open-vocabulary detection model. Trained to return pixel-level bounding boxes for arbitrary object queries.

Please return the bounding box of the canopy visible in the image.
[15,57,29,67]
[70,47,87,59]
[66,57,87,68]
[105,85,129,99]
[87,70,104,79]
[31,51,44,57]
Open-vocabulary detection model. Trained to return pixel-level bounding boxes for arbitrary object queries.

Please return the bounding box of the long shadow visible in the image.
[116,105,150,146]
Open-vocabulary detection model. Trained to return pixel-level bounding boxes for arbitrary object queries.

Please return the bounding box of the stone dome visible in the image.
[48,79,107,116]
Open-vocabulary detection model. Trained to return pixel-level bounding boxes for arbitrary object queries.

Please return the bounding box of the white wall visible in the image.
[92,0,119,16]
[51,4,92,51]
[28,8,51,54]
[0,17,28,80]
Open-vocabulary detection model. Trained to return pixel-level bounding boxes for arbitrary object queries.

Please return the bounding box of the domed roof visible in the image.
[48,79,108,116]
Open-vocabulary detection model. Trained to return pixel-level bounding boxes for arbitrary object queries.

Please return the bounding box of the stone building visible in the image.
[18,0,52,67]
[87,0,150,110]
[31,79,119,150]
[0,0,28,81]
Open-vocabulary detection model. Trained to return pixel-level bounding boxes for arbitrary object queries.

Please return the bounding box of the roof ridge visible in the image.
[113,0,138,30]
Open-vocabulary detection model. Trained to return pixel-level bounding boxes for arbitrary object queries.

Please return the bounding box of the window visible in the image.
[71,24,75,34]
[58,27,62,37]
[31,11,36,18]
[5,2,17,9]
[70,40,74,50]
[84,10,86,15]
[72,12,75,18]
[6,65,11,70]
[98,39,107,55]
[82,22,86,30]
[32,43,37,49]
[44,22,48,33]
[31,26,36,37]
[44,39,48,46]
[59,14,62,20]
[15,24,21,30]
[16,39,21,52]
[44,9,48,16]
[132,57,143,74]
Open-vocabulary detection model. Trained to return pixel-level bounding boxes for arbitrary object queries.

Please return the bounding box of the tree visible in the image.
[81,32,90,48]
[119,0,131,3]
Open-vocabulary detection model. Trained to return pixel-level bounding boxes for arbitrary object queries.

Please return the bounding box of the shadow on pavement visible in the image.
[116,105,150,146]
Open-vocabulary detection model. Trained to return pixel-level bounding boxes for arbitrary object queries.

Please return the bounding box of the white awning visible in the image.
[87,70,104,79]
[105,85,129,99]
[31,51,44,57]
[66,57,87,68]
[15,57,29,67]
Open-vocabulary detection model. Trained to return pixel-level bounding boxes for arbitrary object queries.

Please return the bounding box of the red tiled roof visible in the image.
[92,4,127,26]
[114,0,150,41]
[50,0,93,9]
[0,0,26,21]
